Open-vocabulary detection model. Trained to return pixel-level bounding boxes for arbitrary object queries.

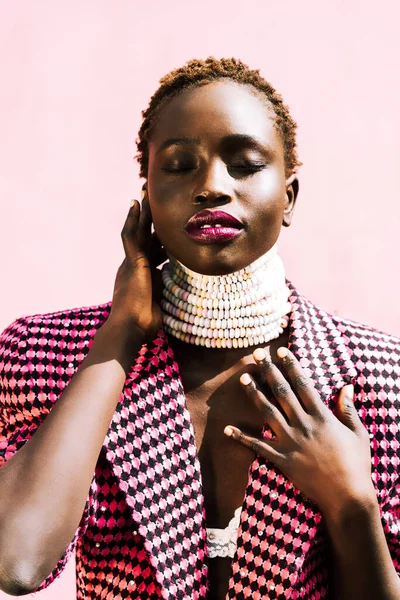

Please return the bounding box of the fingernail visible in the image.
[130,199,135,208]
[253,348,266,362]
[224,426,233,437]
[277,347,288,359]
[240,373,252,386]
[141,189,147,201]
[344,384,354,399]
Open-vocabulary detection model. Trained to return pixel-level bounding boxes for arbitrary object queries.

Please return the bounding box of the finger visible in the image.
[148,232,168,268]
[276,347,323,415]
[252,348,305,425]
[224,425,282,465]
[137,193,153,249]
[121,200,141,262]
[240,372,291,438]
[335,384,364,434]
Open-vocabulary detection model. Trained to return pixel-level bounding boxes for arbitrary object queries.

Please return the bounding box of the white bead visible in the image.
[161,247,290,350]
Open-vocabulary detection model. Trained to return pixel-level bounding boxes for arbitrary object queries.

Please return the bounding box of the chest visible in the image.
[176,354,265,530]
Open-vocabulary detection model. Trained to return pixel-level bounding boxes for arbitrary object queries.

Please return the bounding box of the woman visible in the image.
[0,57,399,599]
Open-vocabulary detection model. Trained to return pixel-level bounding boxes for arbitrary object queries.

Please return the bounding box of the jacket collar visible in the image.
[102,280,357,597]
[228,281,358,596]
[286,280,357,403]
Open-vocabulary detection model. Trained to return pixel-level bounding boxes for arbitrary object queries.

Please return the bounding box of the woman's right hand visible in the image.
[107,194,166,341]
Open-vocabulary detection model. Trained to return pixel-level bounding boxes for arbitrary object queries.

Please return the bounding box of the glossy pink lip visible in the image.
[184,210,244,244]
[185,226,242,244]
[185,209,244,230]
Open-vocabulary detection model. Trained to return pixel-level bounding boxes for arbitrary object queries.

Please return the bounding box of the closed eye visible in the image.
[229,163,267,176]
[162,163,266,175]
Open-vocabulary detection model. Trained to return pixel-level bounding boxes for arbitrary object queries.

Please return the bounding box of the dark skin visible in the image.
[0,81,398,598]
[142,81,400,598]
[145,81,298,595]
[169,330,290,597]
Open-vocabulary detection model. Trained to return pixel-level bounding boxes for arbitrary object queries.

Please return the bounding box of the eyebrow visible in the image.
[155,134,274,156]
[156,137,201,155]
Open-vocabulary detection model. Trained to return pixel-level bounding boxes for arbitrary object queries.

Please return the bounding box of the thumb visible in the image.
[335,384,361,432]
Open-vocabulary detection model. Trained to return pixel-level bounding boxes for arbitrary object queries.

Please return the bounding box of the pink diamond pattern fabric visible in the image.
[0,281,399,599]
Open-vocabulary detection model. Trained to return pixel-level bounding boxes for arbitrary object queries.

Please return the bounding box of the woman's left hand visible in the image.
[224,347,376,519]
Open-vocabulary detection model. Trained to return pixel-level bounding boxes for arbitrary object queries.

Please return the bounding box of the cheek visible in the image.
[149,201,182,250]
[246,171,286,218]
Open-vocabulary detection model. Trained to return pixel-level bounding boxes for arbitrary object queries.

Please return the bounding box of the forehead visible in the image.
[149,80,282,151]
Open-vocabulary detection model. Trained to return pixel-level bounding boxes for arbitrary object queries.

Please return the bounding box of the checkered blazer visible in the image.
[1,281,399,599]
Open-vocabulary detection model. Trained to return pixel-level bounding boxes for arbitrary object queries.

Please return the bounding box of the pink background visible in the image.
[1,1,399,598]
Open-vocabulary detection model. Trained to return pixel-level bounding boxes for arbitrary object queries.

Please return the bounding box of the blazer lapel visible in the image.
[103,331,208,599]
[287,280,357,405]
[102,280,359,598]
[228,281,358,598]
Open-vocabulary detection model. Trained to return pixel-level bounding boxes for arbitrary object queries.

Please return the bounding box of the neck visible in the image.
[161,245,292,349]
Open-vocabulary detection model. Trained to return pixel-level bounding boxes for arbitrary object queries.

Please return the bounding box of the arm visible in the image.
[0,197,164,595]
[225,347,400,600]
[325,494,400,600]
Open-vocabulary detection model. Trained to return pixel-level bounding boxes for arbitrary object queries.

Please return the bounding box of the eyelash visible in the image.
[162,164,266,175]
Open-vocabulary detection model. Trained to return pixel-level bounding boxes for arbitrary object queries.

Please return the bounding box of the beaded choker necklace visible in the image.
[161,245,291,349]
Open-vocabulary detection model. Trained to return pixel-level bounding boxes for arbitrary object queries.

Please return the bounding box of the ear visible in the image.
[282,174,299,227]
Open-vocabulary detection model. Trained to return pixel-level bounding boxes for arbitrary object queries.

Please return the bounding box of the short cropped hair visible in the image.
[135,56,302,178]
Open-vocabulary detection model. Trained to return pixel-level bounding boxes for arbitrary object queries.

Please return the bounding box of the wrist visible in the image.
[99,317,147,345]
[322,484,379,532]
[88,319,147,372]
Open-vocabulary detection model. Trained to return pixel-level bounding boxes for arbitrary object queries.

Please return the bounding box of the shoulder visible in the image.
[289,281,400,364]
[0,301,112,401]
[0,301,112,347]
[331,312,400,370]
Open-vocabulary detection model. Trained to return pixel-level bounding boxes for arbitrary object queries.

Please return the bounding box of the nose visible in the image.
[192,158,233,205]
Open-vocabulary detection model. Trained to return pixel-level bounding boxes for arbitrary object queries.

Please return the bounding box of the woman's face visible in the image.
[146,80,298,275]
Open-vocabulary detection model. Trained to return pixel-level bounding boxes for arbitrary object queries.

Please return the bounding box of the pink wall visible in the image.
[1,1,399,598]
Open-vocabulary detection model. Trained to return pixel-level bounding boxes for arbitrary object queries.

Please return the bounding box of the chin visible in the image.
[171,245,262,276]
